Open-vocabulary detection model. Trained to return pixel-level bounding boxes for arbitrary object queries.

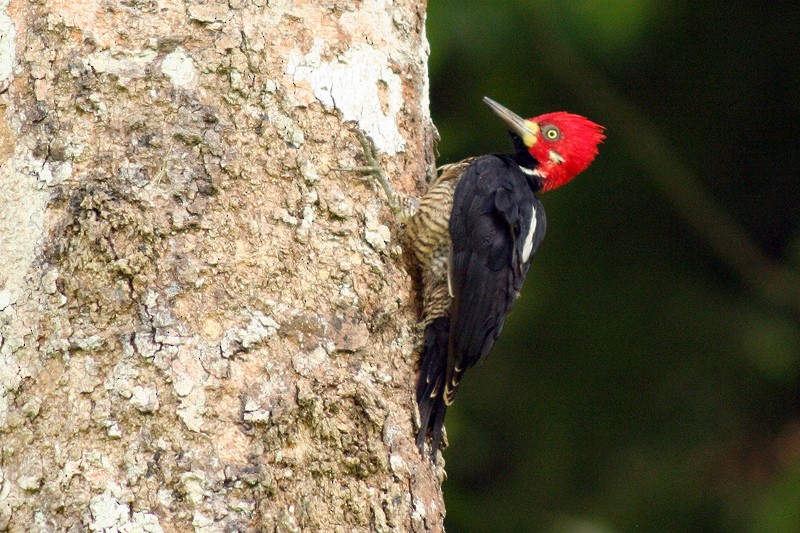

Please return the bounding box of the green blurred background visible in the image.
[425,1,800,531]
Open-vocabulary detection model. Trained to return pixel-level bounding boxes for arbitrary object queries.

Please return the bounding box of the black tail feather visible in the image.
[416,317,449,460]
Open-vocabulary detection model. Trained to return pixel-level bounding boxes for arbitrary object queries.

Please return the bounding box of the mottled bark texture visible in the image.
[0,0,443,530]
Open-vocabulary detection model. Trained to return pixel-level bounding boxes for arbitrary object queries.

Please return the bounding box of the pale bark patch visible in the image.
[160,48,199,91]
[0,148,50,307]
[0,0,13,92]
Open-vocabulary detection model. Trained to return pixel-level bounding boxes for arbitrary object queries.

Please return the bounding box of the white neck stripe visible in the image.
[519,165,546,178]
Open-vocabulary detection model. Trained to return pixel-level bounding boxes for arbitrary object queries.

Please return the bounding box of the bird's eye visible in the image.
[543,125,561,141]
[543,126,560,140]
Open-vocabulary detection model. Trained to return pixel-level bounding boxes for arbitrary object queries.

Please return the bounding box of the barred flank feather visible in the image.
[405,162,472,456]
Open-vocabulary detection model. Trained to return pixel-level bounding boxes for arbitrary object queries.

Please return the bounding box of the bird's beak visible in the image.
[483,97,539,148]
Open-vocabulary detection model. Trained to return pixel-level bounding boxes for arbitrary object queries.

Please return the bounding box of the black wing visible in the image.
[444,155,546,403]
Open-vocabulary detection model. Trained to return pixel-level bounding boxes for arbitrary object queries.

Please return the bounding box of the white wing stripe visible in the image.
[521,204,537,263]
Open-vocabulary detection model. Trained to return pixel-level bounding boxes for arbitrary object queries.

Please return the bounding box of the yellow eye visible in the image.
[543,125,561,140]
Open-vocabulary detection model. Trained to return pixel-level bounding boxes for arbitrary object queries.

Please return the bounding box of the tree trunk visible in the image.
[0,0,443,530]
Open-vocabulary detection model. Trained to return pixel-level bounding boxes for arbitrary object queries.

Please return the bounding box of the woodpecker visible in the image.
[351,97,604,460]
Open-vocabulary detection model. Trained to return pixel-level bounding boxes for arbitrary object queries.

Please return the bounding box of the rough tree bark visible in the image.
[0,0,443,531]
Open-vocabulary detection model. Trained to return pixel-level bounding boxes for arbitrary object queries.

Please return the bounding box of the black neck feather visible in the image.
[508,131,543,191]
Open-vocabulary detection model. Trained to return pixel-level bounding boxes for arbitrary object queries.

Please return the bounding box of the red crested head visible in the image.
[526,111,605,191]
[484,98,605,192]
